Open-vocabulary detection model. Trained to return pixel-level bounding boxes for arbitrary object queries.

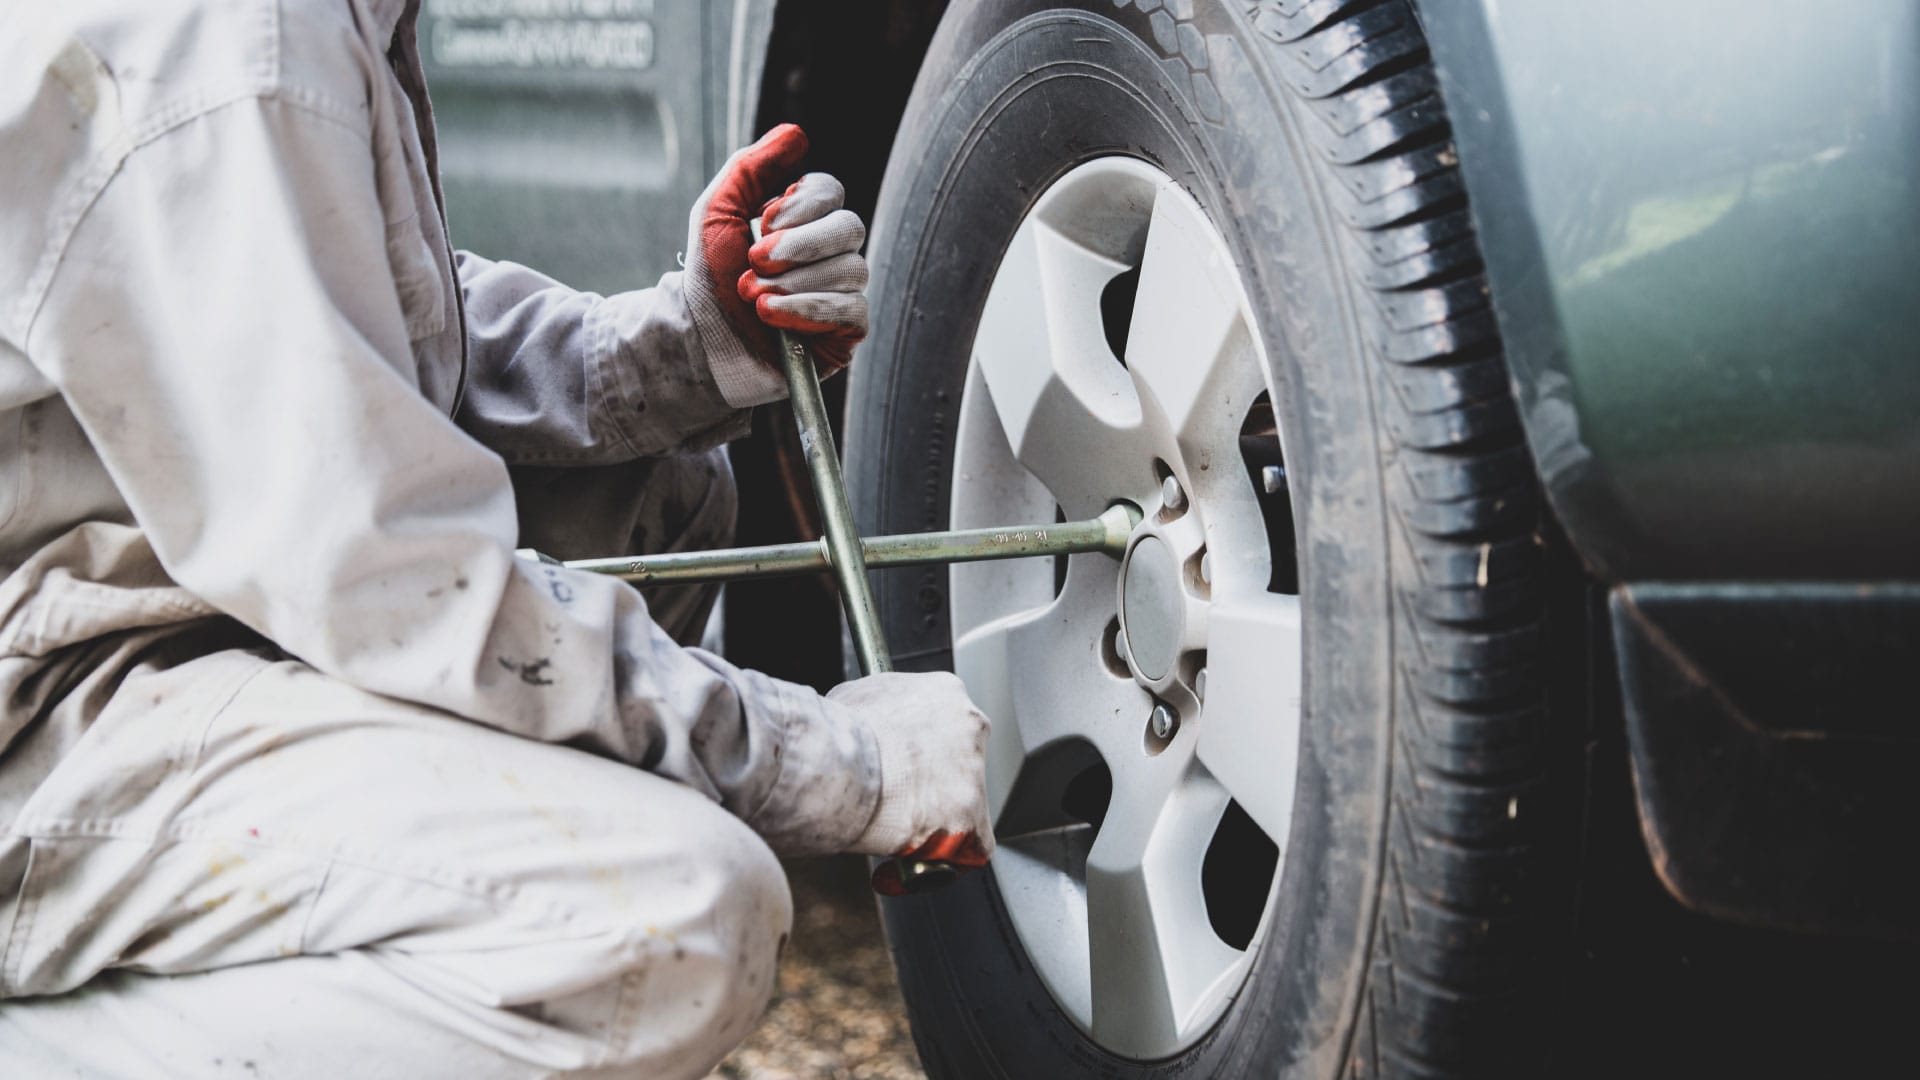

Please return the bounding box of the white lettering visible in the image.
[426,0,654,18]
[429,18,655,71]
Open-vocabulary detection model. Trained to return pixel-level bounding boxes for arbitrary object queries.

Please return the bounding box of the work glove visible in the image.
[683,123,869,408]
[832,671,996,887]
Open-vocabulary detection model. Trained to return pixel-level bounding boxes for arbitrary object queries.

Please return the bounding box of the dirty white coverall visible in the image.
[0,1,991,1076]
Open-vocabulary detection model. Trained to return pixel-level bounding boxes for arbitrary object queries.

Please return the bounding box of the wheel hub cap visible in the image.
[1121,535,1181,682]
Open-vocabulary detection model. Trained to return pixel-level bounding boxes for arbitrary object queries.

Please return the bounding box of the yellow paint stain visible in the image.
[589,865,633,913]
[538,809,580,843]
[248,889,293,921]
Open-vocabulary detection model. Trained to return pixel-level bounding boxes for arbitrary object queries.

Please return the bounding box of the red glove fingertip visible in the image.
[728,124,809,205]
[758,179,803,231]
[756,122,809,165]
[911,830,990,868]
[891,830,987,867]
[737,268,785,304]
[748,233,797,276]
[706,128,808,226]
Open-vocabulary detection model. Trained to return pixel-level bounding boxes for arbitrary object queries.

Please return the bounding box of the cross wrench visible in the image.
[527,232,1140,893]
[541,335,1139,894]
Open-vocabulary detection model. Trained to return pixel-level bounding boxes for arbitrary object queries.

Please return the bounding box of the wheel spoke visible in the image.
[954,558,1144,820]
[1125,182,1264,457]
[1085,846,1180,1056]
[992,828,1095,1024]
[948,361,1061,635]
[974,215,1153,515]
[1194,592,1304,845]
[1085,764,1246,1057]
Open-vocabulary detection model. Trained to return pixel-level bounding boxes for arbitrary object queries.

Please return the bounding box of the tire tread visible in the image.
[1235,1,1564,1076]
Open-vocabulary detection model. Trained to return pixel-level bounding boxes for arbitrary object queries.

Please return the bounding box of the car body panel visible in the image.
[1427,0,1920,934]
[1422,0,1920,581]
[418,0,772,295]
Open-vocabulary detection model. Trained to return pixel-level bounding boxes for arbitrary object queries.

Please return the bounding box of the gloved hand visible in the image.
[832,671,996,875]
[740,170,868,372]
[683,123,869,408]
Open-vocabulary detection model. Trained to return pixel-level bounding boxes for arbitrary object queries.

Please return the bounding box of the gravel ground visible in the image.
[708,856,927,1080]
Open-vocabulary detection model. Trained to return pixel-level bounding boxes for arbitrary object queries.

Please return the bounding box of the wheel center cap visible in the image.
[1121,535,1183,682]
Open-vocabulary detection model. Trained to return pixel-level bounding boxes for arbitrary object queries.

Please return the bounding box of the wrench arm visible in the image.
[775,329,893,675]
[557,506,1136,586]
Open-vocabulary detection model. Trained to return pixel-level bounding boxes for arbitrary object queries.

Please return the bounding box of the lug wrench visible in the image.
[544,335,1137,894]
[564,507,1134,586]
[528,235,1139,893]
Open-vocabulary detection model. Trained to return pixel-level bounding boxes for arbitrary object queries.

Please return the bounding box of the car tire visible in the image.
[842,2,1583,1076]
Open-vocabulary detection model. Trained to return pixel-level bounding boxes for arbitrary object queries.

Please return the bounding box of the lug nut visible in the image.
[1161,475,1186,512]
[1195,667,1207,704]
[1149,703,1177,740]
[1199,552,1212,585]
[1261,465,1286,494]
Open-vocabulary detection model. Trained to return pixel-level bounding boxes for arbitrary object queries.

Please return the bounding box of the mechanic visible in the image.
[0,2,992,1076]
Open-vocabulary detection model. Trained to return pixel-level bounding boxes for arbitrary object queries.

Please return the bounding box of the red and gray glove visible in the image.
[683,123,869,407]
[832,671,996,891]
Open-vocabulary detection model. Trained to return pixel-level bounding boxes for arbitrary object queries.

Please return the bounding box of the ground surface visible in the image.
[708,856,925,1080]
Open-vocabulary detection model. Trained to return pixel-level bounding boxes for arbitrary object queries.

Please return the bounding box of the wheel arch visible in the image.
[1420,0,1920,584]
[1415,3,1601,575]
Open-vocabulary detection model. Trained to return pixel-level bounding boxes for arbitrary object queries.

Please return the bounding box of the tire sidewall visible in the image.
[844,4,1394,1075]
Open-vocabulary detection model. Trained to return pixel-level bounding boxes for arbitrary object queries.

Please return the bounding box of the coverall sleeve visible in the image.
[453,251,756,463]
[22,94,879,856]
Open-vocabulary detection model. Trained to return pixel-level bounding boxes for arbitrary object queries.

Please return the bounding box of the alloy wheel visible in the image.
[949,157,1304,1060]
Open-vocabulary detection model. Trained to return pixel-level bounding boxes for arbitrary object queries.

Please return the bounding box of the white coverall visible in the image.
[0,1,989,1076]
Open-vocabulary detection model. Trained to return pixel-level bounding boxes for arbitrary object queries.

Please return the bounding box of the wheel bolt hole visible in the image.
[1100,617,1130,679]
[1144,701,1178,755]
[1239,392,1300,595]
[1184,548,1213,600]
[1153,460,1187,522]
[1180,650,1209,704]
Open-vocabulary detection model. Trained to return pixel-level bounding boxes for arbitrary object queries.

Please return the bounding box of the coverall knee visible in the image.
[0,638,793,1079]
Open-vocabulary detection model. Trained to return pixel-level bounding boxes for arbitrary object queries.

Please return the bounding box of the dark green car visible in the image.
[426,1,1920,1076]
